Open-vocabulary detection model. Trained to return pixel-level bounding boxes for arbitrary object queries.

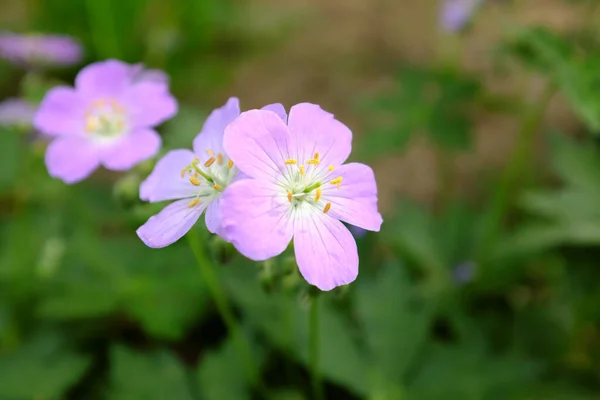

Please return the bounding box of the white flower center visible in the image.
[181,149,237,208]
[84,98,128,140]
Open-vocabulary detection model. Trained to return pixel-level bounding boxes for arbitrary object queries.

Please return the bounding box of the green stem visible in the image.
[477,82,555,261]
[186,230,261,391]
[84,0,122,59]
[309,296,324,400]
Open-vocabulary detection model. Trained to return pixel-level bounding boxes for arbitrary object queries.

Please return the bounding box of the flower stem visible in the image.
[309,295,325,400]
[186,230,261,392]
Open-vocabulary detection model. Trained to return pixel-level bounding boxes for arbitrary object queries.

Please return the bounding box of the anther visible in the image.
[213,184,222,190]
[188,199,200,207]
[323,202,331,214]
[306,158,320,165]
[314,152,320,161]
[285,159,297,165]
[189,176,201,186]
[228,159,234,169]
[287,192,293,203]
[180,167,187,178]
[330,177,342,185]
[217,153,223,165]
[315,188,321,202]
[328,166,335,172]
[299,165,305,176]
[207,149,214,155]
[204,157,216,167]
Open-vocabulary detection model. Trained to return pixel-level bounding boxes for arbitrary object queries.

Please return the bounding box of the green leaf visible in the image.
[0,127,21,194]
[161,105,208,150]
[109,345,194,400]
[0,333,91,399]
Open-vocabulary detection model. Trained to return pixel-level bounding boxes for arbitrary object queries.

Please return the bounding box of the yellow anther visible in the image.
[287,192,293,203]
[228,159,234,169]
[188,198,200,207]
[330,177,342,185]
[189,176,201,186]
[85,117,98,132]
[315,188,322,202]
[204,157,216,167]
[306,158,320,165]
[92,99,106,108]
[180,167,187,178]
[299,165,305,176]
[323,202,331,214]
[314,152,320,161]
[285,159,297,165]
[217,153,223,165]
[328,165,335,172]
[213,184,222,190]
[207,149,214,155]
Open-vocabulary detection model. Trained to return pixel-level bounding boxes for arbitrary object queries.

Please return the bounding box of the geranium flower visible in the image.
[219,103,383,291]
[0,31,82,67]
[34,59,177,183]
[0,98,37,128]
[440,0,484,32]
[136,98,285,247]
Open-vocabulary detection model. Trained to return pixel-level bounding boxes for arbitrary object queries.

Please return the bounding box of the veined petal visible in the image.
[223,109,293,183]
[193,97,240,159]
[220,179,293,260]
[137,198,206,248]
[294,212,358,291]
[205,199,221,234]
[45,136,100,184]
[34,86,85,136]
[322,163,383,231]
[287,103,352,169]
[261,103,287,122]
[122,82,178,128]
[99,128,161,171]
[140,149,198,202]
[75,59,132,98]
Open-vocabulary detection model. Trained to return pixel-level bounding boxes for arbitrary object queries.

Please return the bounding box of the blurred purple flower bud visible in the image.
[0,31,82,68]
[440,0,484,32]
[348,224,368,239]
[452,261,475,285]
[0,98,37,128]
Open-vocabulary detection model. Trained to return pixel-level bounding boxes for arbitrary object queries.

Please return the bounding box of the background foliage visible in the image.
[2,0,600,399]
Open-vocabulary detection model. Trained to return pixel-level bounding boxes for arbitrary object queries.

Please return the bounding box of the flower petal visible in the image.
[34,86,85,136]
[122,82,178,128]
[220,179,293,260]
[205,199,221,234]
[261,103,287,122]
[192,97,240,159]
[45,137,100,184]
[223,109,293,183]
[287,103,352,168]
[294,212,358,291]
[137,199,206,248]
[100,128,161,171]
[322,163,383,231]
[140,149,198,202]
[75,59,132,98]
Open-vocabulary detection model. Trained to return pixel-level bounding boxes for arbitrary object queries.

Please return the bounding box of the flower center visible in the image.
[84,98,127,139]
[180,149,237,208]
[282,153,342,215]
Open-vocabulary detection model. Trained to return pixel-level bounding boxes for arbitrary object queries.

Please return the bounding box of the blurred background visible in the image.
[2,0,600,399]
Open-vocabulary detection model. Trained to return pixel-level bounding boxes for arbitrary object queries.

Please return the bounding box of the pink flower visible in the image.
[0,31,82,67]
[34,60,177,183]
[136,98,284,247]
[219,104,383,291]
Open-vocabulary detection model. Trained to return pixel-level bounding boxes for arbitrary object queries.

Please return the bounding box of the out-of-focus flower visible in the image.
[0,98,37,128]
[128,63,169,85]
[348,224,368,239]
[136,98,282,247]
[0,32,82,67]
[452,261,476,285]
[219,104,383,291]
[440,0,484,32]
[34,59,177,184]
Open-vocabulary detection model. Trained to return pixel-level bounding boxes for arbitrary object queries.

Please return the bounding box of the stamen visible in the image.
[328,166,335,172]
[330,177,342,185]
[217,153,223,165]
[213,184,222,190]
[189,176,201,186]
[180,167,187,178]
[306,158,320,165]
[299,165,305,176]
[314,152,320,161]
[315,188,321,202]
[228,159,234,169]
[204,157,216,167]
[207,149,214,155]
[188,199,200,207]
[323,202,331,214]
[287,192,293,203]
[285,159,297,165]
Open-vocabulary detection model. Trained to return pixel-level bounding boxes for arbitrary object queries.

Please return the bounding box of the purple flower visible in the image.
[219,104,383,291]
[0,98,37,128]
[128,63,169,85]
[0,31,82,67]
[452,261,476,285]
[440,0,483,32]
[136,98,282,247]
[34,59,177,184]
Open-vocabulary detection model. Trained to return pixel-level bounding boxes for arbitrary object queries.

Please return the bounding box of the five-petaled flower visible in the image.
[219,103,383,291]
[34,59,177,184]
[136,97,285,247]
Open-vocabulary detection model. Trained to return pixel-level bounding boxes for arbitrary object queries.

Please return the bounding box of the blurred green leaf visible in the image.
[161,105,208,150]
[0,128,21,193]
[0,333,91,399]
[109,345,194,400]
